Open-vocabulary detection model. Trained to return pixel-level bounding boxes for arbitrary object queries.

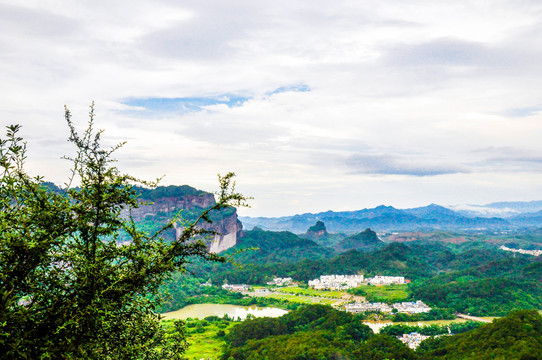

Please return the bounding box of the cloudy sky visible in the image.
[3,0,542,216]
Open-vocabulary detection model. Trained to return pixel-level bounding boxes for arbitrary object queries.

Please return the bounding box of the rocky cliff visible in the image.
[127,185,243,253]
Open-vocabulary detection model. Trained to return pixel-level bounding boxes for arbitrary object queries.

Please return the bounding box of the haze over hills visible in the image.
[240,202,542,234]
[448,200,542,218]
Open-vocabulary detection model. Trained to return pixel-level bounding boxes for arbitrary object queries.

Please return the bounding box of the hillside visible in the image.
[335,228,384,252]
[223,227,334,264]
[418,310,542,359]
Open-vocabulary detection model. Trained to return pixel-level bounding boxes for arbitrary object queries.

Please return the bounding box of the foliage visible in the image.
[156,273,296,314]
[163,317,236,360]
[391,308,456,322]
[417,310,542,360]
[306,220,326,234]
[410,256,542,316]
[334,228,384,252]
[135,184,208,201]
[225,227,334,264]
[380,321,481,337]
[349,284,410,303]
[223,304,419,359]
[0,106,248,359]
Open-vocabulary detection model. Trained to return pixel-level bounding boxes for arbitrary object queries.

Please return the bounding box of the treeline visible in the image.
[207,241,514,284]
[224,227,334,264]
[156,274,296,313]
[380,321,481,337]
[222,304,417,360]
[410,257,542,316]
[417,310,542,359]
[168,237,542,316]
[222,305,542,359]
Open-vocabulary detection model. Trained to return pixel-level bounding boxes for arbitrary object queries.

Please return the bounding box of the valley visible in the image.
[113,184,542,359]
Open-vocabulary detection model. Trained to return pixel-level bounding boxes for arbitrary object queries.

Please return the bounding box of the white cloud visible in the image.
[3,0,542,216]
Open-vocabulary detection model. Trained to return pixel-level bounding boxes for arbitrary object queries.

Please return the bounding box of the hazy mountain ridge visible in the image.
[447,200,542,218]
[240,203,542,233]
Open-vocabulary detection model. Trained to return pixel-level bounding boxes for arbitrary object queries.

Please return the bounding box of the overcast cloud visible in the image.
[3,0,542,216]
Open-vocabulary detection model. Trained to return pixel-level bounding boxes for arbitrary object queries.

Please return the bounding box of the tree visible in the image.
[0,104,248,359]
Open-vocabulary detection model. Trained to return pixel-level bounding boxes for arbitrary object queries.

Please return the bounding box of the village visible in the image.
[344,300,431,314]
[221,274,433,316]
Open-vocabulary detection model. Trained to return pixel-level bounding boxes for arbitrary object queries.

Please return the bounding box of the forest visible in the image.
[221,305,542,360]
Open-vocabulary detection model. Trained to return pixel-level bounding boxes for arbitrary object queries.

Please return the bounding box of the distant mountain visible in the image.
[335,228,384,252]
[240,204,510,233]
[447,200,542,218]
[509,210,542,228]
[305,220,328,238]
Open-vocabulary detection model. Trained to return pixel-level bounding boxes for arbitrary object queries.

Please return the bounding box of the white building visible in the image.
[500,245,542,257]
[398,332,430,349]
[267,277,293,286]
[345,300,430,314]
[393,301,431,314]
[345,301,392,313]
[308,274,364,290]
[222,284,251,292]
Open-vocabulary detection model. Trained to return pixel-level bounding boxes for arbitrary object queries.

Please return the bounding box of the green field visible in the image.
[275,286,346,298]
[348,284,410,303]
[163,317,236,360]
[264,292,338,305]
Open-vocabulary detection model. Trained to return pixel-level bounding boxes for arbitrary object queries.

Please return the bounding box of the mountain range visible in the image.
[240,202,542,233]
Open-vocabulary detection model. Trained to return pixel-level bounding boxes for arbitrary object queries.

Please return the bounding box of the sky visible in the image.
[3,0,542,217]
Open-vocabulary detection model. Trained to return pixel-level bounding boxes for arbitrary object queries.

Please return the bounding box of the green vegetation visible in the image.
[306,220,327,234]
[136,184,208,200]
[380,321,482,337]
[0,109,248,359]
[225,227,334,264]
[220,306,542,360]
[222,304,417,360]
[417,310,542,359]
[410,256,542,316]
[349,284,410,303]
[156,273,297,313]
[164,316,237,360]
[275,286,346,298]
[335,227,384,252]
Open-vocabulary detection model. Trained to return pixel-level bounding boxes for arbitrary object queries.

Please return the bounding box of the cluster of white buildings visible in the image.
[392,301,432,314]
[499,245,542,257]
[397,332,430,349]
[222,284,251,292]
[345,301,392,313]
[308,275,365,290]
[345,300,431,314]
[267,277,293,286]
[365,275,405,285]
[308,274,406,290]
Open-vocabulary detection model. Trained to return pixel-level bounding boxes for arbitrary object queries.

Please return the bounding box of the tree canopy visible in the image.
[0,104,248,359]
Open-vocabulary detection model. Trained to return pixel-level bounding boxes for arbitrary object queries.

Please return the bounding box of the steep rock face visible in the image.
[173,211,243,253]
[127,194,215,220]
[208,213,244,253]
[126,185,242,253]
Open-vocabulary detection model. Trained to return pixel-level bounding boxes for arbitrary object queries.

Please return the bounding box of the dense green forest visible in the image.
[157,233,542,316]
[222,304,417,360]
[417,310,542,359]
[221,305,542,359]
